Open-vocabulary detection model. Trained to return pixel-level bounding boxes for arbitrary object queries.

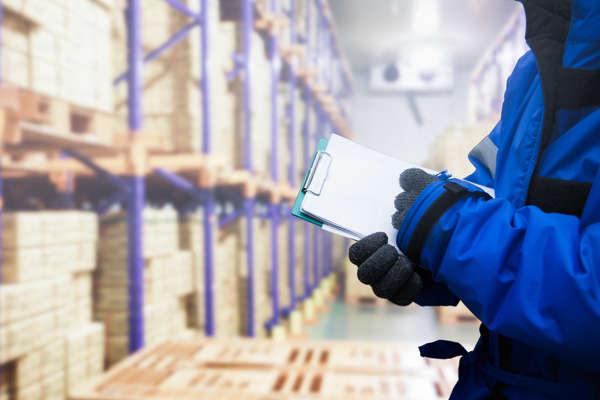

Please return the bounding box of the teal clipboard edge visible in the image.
[291,137,329,227]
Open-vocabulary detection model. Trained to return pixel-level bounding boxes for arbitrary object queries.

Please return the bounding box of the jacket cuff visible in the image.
[414,281,460,307]
[396,178,491,267]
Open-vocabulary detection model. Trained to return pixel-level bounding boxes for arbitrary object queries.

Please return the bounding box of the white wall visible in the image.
[350,68,472,166]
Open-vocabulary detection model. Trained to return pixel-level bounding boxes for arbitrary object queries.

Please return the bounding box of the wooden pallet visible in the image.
[2,90,118,156]
[70,338,458,400]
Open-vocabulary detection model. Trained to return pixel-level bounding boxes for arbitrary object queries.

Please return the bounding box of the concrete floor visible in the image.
[305,299,480,350]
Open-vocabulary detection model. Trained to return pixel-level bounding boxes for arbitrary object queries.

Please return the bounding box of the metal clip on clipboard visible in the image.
[302,150,333,196]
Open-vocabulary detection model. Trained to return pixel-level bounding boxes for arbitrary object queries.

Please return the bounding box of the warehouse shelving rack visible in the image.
[0,0,354,367]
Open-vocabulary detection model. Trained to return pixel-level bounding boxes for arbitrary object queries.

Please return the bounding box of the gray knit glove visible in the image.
[392,168,438,229]
[349,232,423,306]
[348,169,438,306]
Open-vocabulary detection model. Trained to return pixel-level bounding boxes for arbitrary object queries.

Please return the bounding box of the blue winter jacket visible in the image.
[396,0,600,398]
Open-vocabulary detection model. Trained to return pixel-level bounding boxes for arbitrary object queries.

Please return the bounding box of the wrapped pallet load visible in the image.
[0,211,103,399]
[95,208,196,367]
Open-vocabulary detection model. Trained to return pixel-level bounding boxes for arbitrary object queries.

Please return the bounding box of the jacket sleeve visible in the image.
[413,122,503,307]
[396,178,600,373]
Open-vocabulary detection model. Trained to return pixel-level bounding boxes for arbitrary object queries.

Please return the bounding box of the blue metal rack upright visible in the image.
[117,0,218,341]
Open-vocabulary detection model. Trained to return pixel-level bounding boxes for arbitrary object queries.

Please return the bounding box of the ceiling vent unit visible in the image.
[369,62,454,93]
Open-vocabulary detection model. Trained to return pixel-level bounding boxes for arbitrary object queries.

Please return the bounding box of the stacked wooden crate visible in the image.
[1,0,115,141]
[94,208,196,367]
[0,211,103,399]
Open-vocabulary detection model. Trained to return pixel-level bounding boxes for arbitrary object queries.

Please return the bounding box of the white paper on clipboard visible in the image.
[300,134,494,247]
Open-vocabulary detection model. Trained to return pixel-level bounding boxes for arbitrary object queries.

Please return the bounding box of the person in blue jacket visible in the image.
[348,0,600,398]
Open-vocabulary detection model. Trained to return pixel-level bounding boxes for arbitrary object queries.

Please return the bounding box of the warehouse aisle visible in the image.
[305,299,480,348]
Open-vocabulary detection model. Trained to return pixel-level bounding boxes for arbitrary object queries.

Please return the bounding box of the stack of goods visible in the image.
[0,211,103,399]
[277,215,291,313]
[213,221,242,338]
[65,323,105,395]
[276,82,292,185]
[237,216,272,338]
[1,0,115,138]
[179,212,205,332]
[292,89,307,184]
[182,211,276,338]
[112,0,237,155]
[245,29,272,176]
[423,123,498,179]
[95,208,196,367]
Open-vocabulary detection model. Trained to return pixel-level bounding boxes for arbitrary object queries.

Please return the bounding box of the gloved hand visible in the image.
[392,168,438,229]
[348,168,439,306]
[348,232,424,306]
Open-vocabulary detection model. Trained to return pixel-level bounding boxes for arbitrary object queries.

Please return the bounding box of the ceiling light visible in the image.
[412,0,440,35]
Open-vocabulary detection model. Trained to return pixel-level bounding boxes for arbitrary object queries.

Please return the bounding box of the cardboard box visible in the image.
[66,322,105,367]
[15,342,65,389]
[1,247,44,282]
[0,318,33,363]
[0,274,72,325]
[2,212,43,249]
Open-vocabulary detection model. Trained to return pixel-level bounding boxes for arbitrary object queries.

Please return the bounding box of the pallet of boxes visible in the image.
[180,210,244,338]
[239,215,273,338]
[94,208,198,368]
[178,212,206,334]
[1,211,104,399]
[1,0,115,139]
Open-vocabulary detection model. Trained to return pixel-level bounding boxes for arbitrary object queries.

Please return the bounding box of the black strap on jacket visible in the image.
[527,175,593,218]
[522,0,600,161]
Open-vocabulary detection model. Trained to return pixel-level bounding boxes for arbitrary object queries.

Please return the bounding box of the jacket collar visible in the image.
[563,0,600,68]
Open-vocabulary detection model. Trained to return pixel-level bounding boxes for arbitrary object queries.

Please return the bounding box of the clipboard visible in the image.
[291,134,495,245]
[291,137,329,226]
